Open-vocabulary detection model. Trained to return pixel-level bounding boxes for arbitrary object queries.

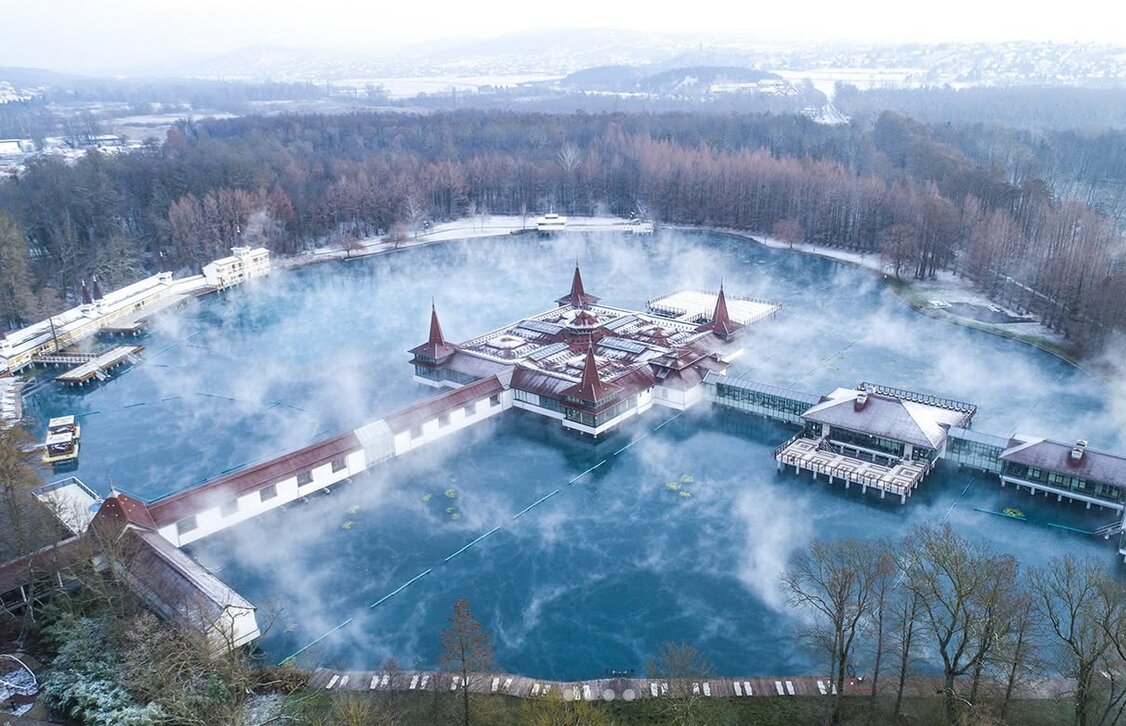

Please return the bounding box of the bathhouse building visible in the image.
[410,266,781,437]
[773,383,977,502]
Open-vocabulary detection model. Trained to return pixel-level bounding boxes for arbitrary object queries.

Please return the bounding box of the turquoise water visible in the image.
[22,231,1125,678]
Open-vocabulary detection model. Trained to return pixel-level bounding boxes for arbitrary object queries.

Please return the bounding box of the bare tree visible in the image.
[891,590,921,719]
[998,590,1043,723]
[771,218,804,249]
[1032,554,1120,726]
[558,143,581,214]
[879,223,918,280]
[385,222,409,250]
[902,525,1019,724]
[440,597,495,726]
[783,538,894,725]
[645,641,713,726]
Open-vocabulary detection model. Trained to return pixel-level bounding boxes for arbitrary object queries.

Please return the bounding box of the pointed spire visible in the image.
[428,303,446,349]
[696,285,742,339]
[556,265,601,308]
[712,285,732,331]
[409,303,457,361]
[565,345,617,405]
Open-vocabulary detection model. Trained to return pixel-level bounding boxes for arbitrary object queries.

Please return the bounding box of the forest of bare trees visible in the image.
[784,526,1126,726]
[0,109,1122,351]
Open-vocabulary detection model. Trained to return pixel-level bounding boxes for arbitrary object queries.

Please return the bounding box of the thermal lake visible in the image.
[23,231,1126,679]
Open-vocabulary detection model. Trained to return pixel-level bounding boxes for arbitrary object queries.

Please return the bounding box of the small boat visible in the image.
[42,415,80,465]
[1002,507,1026,519]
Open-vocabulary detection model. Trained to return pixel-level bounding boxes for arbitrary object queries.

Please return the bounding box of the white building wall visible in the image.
[208,606,261,654]
[392,389,512,456]
[161,448,367,546]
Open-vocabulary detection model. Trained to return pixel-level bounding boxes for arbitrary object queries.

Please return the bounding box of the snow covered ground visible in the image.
[280,215,1070,357]
[737,230,1069,353]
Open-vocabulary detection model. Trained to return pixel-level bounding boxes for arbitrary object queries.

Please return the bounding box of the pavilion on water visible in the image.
[410,265,781,437]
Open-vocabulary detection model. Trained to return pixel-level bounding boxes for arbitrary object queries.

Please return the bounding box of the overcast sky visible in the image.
[3,0,1120,73]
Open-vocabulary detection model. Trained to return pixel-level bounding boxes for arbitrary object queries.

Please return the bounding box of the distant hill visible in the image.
[638,66,783,93]
[0,66,85,86]
[560,65,786,95]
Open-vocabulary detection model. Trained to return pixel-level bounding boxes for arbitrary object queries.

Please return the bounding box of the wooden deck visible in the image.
[775,435,929,504]
[55,345,143,385]
[306,668,866,701]
[306,667,1076,703]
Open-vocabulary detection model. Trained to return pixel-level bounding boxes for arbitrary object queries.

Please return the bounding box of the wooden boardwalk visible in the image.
[306,668,866,701]
[307,668,1076,703]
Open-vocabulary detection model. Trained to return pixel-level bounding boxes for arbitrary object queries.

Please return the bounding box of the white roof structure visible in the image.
[647,290,781,326]
[804,387,972,450]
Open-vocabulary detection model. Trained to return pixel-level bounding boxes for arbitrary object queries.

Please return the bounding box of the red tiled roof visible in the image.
[383,374,508,433]
[90,492,157,539]
[148,431,362,526]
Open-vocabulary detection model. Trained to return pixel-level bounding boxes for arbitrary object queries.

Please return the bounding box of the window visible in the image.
[297,471,313,486]
[178,516,198,536]
[331,456,347,473]
[260,483,278,501]
[463,402,476,417]
[410,425,423,440]
[220,499,239,517]
[489,394,501,407]
[438,412,451,427]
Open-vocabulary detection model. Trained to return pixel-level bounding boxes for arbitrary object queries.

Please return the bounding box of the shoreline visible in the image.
[277,216,1089,372]
[694,226,1084,369]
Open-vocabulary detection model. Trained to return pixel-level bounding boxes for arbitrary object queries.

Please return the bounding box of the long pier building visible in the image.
[0,246,269,377]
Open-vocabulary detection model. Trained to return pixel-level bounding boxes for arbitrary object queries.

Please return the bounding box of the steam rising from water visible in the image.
[23,229,1126,677]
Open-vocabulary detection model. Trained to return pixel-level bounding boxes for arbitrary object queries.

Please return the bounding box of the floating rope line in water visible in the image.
[277,409,684,666]
[279,618,353,665]
[369,568,433,608]
[567,460,606,485]
[512,490,560,520]
[443,528,501,563]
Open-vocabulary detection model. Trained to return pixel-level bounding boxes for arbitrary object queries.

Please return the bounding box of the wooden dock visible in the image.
[55,345,144,385]
[775,434,929,504]
[305,668,866,701]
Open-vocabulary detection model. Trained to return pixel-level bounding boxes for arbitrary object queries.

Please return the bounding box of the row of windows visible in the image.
[514,389,563,412]
[1003,463,1125,502]
[713,384,811,416]
[564,395,637,428]
[413,365,475,384]
[177,455,350,536]
[408,394,502,439]
[822,427,906,458]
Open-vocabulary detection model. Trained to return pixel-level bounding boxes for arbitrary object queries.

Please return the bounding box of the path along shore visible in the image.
[275,215,1081,368]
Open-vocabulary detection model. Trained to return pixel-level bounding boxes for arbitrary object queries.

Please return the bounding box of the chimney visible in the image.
[1071,439,1088,462]
[854,391,869,411]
